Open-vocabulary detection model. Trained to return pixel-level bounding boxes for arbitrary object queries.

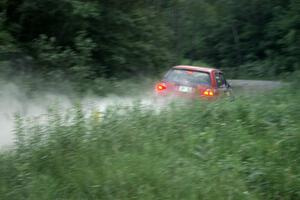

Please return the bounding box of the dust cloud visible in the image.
[0,83,72,148]
[0,82,158,149]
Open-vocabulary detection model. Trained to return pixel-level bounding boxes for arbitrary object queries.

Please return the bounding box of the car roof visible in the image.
[173,65,219,73]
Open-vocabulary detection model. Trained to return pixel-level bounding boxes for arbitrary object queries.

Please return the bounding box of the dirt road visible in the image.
[229,80,283,92]
[0,80,284,149]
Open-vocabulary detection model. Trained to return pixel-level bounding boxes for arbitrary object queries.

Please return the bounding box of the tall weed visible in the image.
[0,88,299,199]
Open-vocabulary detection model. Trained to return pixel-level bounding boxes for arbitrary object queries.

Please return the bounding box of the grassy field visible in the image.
[0,83,300,200]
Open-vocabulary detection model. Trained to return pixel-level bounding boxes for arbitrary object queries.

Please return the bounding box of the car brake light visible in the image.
[156,83,167,91]
[203,89,214,96]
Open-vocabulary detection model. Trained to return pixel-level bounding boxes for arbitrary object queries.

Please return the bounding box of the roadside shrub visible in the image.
[0,88,299,200]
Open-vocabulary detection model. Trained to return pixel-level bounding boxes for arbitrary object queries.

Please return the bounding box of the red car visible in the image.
[155,65,233,100]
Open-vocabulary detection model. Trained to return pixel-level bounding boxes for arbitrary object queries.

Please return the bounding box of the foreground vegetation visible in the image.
[0,83,299,200]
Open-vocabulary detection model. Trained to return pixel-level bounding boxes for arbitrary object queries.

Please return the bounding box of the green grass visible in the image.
[0,86,300,200]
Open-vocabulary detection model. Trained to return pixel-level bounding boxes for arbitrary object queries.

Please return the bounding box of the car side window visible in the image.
[215,72,225,88]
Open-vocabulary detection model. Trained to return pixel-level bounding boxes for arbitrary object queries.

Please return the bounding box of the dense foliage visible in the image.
[1,0,299,82]
[0,86,299,199]
[1,0,172,78]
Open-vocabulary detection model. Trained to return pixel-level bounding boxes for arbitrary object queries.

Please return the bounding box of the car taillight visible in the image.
[156,83,167,91]
[203,88,214,96]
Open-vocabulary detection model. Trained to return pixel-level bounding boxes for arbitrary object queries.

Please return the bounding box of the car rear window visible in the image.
[164,69,211,86]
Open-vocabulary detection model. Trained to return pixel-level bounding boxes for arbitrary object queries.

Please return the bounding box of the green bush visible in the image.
[0,87,299,200]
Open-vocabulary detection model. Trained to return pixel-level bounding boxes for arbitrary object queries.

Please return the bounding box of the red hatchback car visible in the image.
[155,65,233,100]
